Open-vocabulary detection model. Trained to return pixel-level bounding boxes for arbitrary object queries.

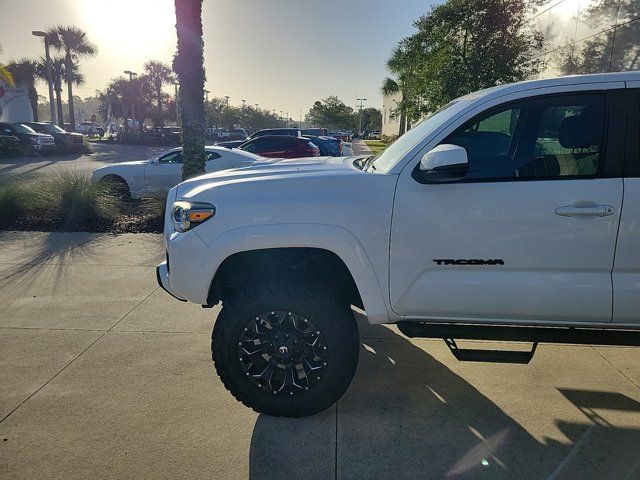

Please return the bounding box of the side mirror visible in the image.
[418,144,469,182]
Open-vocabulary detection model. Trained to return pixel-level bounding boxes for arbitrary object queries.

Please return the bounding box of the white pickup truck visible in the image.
[157,72,640,417]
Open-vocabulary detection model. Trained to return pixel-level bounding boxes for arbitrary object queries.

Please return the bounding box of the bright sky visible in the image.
[0,0,436,118]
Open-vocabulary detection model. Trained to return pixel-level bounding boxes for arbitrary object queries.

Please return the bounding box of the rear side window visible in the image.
[445,93,605,181]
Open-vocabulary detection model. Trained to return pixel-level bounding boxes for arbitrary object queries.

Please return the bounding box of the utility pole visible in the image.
[224,96,230,107]
[173,80,180,126]
[124,70,138,131]
[357,98,367,138]
[204,89,210,102]
[32,31,56,124]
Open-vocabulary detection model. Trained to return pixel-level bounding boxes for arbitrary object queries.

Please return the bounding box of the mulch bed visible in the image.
[0,201,164,234]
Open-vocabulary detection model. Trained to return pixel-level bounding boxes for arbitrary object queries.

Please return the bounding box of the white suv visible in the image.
[157,72,640,417]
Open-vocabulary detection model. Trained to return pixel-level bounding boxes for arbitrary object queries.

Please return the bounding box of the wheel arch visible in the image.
[198,224,393,324]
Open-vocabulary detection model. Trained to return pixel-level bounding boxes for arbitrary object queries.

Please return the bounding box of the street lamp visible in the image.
[357,98,367,137]
[124,70,138,131]
[32,30,57,125]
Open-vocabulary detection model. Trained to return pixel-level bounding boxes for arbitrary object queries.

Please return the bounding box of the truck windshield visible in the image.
[370,99,469,173]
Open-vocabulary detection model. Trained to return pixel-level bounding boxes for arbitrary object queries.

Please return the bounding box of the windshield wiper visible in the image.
[363,155,377,172]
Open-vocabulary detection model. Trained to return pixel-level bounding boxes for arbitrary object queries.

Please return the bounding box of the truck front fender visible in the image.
[193,224,395,324]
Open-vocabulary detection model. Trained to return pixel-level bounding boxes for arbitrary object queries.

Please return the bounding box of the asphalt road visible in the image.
[0,142,169,179]
[0,140,374,180]
[1,232,639,480]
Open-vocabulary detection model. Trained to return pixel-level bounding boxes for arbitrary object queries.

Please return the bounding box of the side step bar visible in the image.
[444,338,537,364]
[397,322,640,364]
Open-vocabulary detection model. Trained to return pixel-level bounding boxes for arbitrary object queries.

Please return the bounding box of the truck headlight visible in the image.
[172,201,215,232]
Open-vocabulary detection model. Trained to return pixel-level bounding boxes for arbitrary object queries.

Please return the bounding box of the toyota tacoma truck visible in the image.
[157,72,640,417]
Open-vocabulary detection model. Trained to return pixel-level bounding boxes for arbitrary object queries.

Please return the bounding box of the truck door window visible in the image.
[445,93,605,181]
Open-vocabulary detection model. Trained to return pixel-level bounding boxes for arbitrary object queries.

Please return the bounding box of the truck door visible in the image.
[390,90,625,324]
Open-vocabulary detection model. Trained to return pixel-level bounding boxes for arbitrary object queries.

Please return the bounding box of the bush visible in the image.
[0,170,127,231]
[0,180,28,222]
[27,170,122,230]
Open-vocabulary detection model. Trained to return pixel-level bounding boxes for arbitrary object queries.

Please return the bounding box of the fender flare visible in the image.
[194,223,394,324]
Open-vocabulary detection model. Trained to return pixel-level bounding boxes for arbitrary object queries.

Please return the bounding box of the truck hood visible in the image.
[176,155,368,197]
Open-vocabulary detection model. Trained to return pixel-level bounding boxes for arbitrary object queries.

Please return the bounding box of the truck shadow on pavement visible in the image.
[248,315,640,480]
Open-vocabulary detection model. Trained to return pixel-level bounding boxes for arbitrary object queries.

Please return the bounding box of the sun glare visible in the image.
[77,0,176,64]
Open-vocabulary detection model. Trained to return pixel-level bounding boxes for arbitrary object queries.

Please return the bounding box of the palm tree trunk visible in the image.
[28,84,38,122]
[65,52,76,132]
[55,82,64,127]
[157,86,164,127]
[174,0,206,181]
[398,92,407,137]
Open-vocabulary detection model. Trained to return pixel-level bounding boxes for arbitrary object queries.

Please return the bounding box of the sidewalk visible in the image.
[351,138,372,156]
[1,232,639,479]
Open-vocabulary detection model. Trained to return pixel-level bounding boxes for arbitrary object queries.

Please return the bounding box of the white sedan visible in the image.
[91,146,261,198]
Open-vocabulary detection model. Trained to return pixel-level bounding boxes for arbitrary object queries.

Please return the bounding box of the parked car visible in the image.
[302,135,343,156]
[250,128,301,138]
[157,71,640,418]
[328,131,352,142]
[75,121,104,137]
[301,128,328,136]
[23,122,84,153]
[217,128,302,149]
[91,145,261,198]
[0,133,22,157]
[367,130,381,139]
[238,135,320,158]
[0,122,57,155]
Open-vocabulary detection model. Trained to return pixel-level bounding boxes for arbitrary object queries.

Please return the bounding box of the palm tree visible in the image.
[173,0,206,180]
[7,59,39,121]
[48,26,97,132]
[0,44,14,87]
[381,77,407,137]
[41,57,85,127]
[144,60,174,127]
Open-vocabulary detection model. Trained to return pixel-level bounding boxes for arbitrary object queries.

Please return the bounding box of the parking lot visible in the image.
[0,231,639,479]
[0,142,169,178]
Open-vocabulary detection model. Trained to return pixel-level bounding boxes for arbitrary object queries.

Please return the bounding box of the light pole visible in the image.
[357,98,367,137]
[124,70,138,131]
[32,31,56,125]
[173,80,180,127]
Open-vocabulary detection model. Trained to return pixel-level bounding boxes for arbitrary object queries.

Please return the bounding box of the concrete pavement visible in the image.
[351,138,373,156]
[1,232,639,479]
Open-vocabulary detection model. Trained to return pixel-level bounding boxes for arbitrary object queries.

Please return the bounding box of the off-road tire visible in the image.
[212,280,359,417]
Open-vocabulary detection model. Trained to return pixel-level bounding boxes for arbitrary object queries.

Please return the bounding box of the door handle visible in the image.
[555,203,615,217]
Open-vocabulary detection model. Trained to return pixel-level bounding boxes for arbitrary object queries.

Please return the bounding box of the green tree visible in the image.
[381,76,408,136]
[7,59,39,121]
[49,26,97,132]
[360,107,382,133]
[556,0,640,74]
[386,0,544,120]
[306,96,354,131]
[173,0,206,181]
[144,60,175,127]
